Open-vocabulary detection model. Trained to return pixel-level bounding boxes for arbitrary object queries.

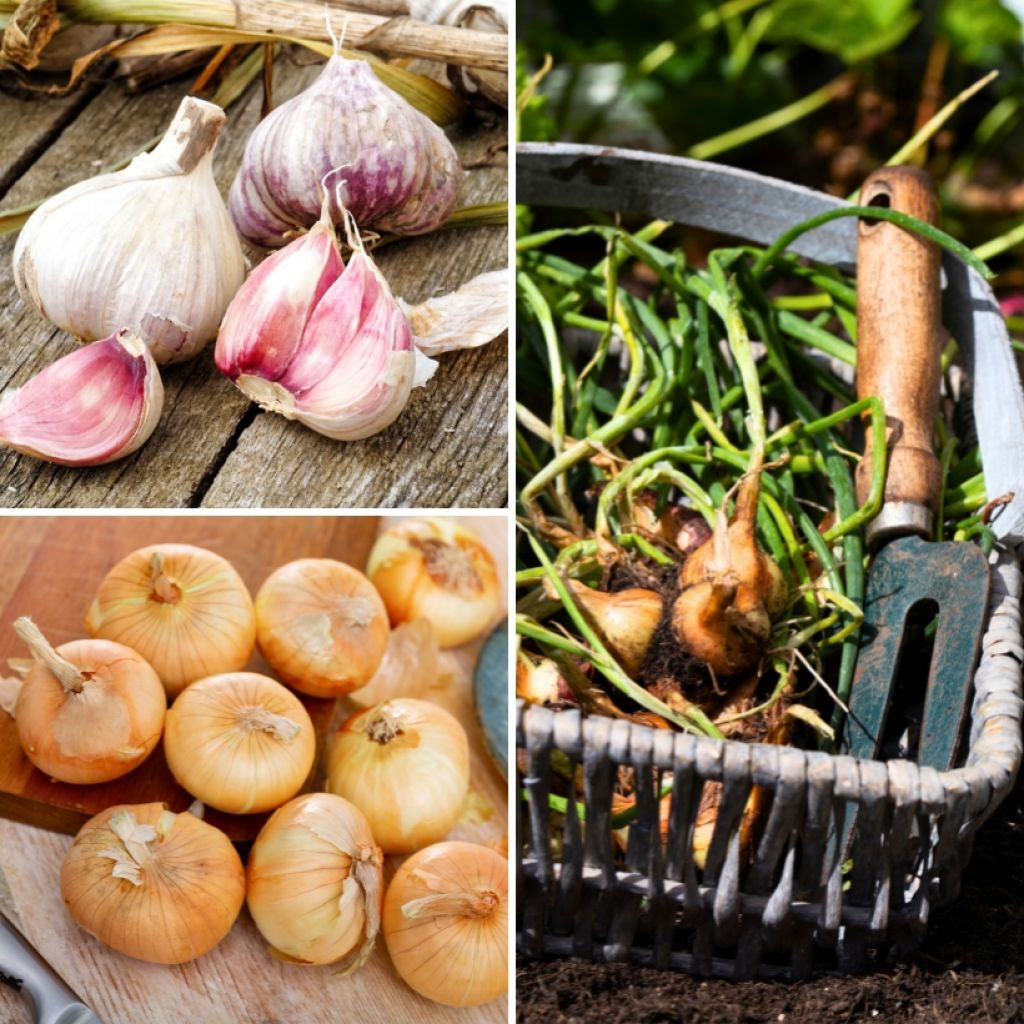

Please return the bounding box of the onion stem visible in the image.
[13,617,86,694]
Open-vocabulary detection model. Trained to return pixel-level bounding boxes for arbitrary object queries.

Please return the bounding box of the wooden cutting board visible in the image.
[0,515,508,1024]
[0,515,380,841]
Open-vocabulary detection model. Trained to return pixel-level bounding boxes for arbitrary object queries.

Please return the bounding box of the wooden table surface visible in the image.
[0,56,508,509]
[0,514,509,1024]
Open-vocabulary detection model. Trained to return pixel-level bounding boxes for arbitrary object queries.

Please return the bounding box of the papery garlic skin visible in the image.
[254,559,390,698]
[217,222,434,441]
[247,793,383,971]
[13,96,245,365]
[229,55,462,249]
[325,699,469,854]
[0,330,163,467]
[85,543,256,698]
[164,672,316,815]
[61,803,245,964]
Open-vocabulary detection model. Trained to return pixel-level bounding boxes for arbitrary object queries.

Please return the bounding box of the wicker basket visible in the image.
[516,143,1024,980]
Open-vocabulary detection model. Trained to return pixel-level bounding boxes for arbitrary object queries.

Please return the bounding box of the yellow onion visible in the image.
[254,558,390,698]
[163,672,315,815]
[61,802,245,964]
[671,464,787,676]
[13,617,165,784]
[246,793,383,971]
[383,841,508,1007]
[564,581,662,677]
[325,698,469,854]
[85,543,256,698]
[366,519,501,648]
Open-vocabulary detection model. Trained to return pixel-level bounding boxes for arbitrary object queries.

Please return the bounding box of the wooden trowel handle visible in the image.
[855,165,942,547]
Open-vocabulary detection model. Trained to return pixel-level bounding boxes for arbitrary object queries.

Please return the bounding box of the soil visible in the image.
[517,769,1024,1024]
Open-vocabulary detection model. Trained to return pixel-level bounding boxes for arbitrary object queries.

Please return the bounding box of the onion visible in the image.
[366,519,501,648]
[61,803,245,964]
[163,672,316,815]
[562,581,662,677]
[325,698,469,854]
[85,543,256,698]
[246,793,383,971]
[254,558,390,698]
[12,617,165,784]
[383,841,508,1007]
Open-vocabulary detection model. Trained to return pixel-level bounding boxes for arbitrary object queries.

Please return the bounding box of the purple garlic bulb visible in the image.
[229,56,463,249]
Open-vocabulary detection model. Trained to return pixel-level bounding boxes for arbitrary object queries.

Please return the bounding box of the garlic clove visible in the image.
[228,55,463,249]
[215,218,344,382]
[13,96,245,365]
[0,329,163,466]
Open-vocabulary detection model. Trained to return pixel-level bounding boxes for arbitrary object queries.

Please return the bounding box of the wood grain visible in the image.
[0,516,380,841]
[0,55,507,508]
[0,514,508,1024]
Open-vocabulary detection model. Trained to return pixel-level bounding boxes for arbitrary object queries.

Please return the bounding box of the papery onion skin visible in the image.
[383,841,508,1007]
[228,55,462,249]
[246,792,383,970]
[325,698,469,854]
[163,672,316,814]
[16,635,165,784]
[254,558,390,698]
[85,543,256,697]
[366,519,501,648]
[61,802,245,964]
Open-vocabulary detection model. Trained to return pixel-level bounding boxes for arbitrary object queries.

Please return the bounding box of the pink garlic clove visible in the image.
[228,55,463,249]
[215,218,344,381]
[0,330,163,466]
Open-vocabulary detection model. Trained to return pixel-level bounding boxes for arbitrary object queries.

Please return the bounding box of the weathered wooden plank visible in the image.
[0,55,507,508]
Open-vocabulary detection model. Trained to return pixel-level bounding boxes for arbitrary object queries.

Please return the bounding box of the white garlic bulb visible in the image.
[13,97,245,365]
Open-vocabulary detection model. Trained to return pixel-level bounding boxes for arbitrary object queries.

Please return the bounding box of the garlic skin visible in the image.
[0,330,163,467]
[13,96,245,365]
[216,211,436,441]
[228,55,462,249]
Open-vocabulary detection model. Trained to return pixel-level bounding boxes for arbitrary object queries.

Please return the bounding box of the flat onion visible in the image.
[254,558,390,698]
[325,698,469,854]
[383,841,508,1007]
[246,793,383,971]
[163,672,315,815]
[13,617,165,784]
[366,519,501,648]
[85,543,256,698]
[61,802,245,964]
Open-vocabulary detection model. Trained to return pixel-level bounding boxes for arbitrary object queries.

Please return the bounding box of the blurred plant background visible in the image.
[518,0,1024,319]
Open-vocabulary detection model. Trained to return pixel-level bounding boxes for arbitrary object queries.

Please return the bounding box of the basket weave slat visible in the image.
[517,549,1024,977]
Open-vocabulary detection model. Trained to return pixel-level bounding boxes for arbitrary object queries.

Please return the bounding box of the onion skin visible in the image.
[16,637,165,784]
[163,672,316,815]
[383,841,508,1007]
[325,698,469,854]
[254,558,390,698]
[85,543,256,698]
[228,55,462,249]
[61,803,245,964]
[246,793,383,970]
[366,519,501,648]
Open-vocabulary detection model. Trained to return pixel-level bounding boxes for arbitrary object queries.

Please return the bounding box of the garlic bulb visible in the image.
[246,793,383,971]
[85,543,256,698]
[13,96,245,365]
[383,841,508,1007]
[216,207,435,441]
[61,803,245,964]
[163,673,316,815]
[13,617,166,785]
[325,699,470,854]
[254,558,390,698]
[228,53,462,249]
[366,519,502,647]
[0,330,163,466]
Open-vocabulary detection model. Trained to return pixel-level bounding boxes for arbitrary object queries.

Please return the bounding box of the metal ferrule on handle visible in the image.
[0,911,103,1024]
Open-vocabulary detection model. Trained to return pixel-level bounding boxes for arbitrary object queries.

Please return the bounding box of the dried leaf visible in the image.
[0,0,58,70]
[402,269,507,357]
[784,702,835,741]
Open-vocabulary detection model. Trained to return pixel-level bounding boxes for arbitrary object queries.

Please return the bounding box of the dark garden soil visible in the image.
[517,771,1024,1024]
